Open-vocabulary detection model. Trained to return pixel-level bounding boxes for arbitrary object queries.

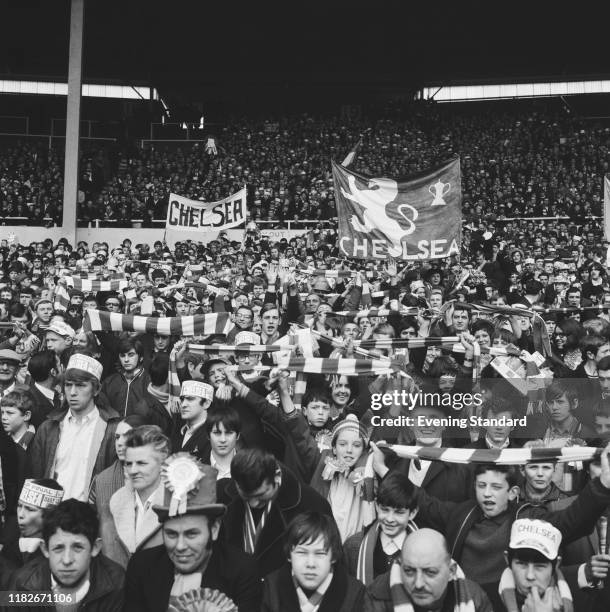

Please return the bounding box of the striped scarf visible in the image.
[534,305,610,315]
[385,444,601,465]
[498,566,573,612]
[83,309,233,337]
[65,277,128,292]
[243,500,271,555]
[293,571,333,612]
[356,520,418,585]
[84,309,232,415]
[227,357,401,377]
[300,269,355,279]
[0,456,5,514]
[331,307,420,318]
[437,301,552,358]
[168,347,182,415]
[389,558,475,612]
[64,270,126,279]
[186,343,285,354]
[53,283,71,311]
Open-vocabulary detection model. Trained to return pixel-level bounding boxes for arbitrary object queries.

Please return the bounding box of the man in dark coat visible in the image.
[365,529,492,612]
[384,405,474,505]
[170,380,214,463]
[220,448,332,579]
[9,499,124,612]
[124,455,261,612]
[26,350,60,428]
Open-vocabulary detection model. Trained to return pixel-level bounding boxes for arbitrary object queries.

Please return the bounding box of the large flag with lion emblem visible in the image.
[332,156,462,260]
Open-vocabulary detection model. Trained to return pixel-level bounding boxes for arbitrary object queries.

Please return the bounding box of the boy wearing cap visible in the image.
[500,519,572,611]
[124,454,261,612]
[44,320,75,362]
[28,354,120,501]
[172,380,214,463]
[0,479,63,582]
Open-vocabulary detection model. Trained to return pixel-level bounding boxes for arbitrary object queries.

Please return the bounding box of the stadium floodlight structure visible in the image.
[0,80,158,100]
[422,79,610,102]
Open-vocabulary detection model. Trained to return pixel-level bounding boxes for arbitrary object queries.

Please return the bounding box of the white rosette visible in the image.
[162,454,205,516]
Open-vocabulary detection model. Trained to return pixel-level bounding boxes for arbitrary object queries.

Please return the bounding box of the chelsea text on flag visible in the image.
[332,157,462,260]
[166,187,247,232]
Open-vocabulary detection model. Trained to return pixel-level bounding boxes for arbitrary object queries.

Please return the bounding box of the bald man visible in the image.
[365,528,492,611]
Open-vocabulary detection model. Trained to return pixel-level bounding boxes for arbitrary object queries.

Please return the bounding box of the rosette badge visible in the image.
[153,453,227,520]
[162,454,205,516]
[167,587,238,612]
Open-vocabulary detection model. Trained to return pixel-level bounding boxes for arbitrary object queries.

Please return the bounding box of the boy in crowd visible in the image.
[373,442,610,610]
[100,336,150,417]
[262,512,368,612]
[542,379,596,494]
[344,472,419,585]
[1,389,35,450]
[10,499,124,611]
[500,518,572,612]
[0,479,63,586]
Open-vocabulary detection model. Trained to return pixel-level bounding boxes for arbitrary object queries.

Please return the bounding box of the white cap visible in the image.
[46,321,75,339]
[180,380,214,401]
[19,480,64,509]
[509,519,562,560]
[66,354,103,381]
[234,331,261,346]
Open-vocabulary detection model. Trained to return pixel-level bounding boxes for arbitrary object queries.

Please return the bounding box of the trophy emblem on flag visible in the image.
[429,180,451,206]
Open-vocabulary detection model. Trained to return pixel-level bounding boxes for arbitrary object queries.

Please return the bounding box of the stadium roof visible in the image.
[3,1,608,94]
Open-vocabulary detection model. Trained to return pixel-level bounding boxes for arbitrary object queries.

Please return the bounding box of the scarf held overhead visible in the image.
[83,309,233,337]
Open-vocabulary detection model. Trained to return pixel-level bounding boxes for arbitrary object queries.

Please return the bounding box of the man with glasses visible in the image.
[221,448,331,579]
[104,295,122,313]
[227,306,254,343]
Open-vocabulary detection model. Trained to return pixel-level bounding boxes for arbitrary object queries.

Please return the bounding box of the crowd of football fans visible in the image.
[0,101,608,610]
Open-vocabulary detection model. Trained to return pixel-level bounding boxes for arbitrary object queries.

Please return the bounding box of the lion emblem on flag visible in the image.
[340,175,418,257]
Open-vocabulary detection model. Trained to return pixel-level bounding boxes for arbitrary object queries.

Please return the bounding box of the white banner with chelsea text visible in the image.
[165,188,247,246]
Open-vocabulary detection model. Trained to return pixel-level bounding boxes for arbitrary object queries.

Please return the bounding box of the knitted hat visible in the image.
[331,414,369,446]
